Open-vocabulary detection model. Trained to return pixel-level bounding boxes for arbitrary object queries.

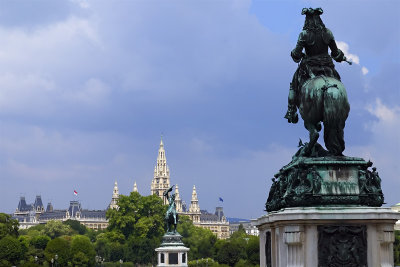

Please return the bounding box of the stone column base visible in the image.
[253,206,400,267]
[155,246,190,267]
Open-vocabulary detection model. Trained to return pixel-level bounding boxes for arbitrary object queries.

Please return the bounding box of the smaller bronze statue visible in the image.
[164,185,179,233]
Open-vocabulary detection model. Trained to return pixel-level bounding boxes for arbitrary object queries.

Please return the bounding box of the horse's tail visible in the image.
[322,78,350,155]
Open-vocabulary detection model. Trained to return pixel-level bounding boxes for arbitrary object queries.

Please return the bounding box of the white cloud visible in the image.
[336,41,369,76]
[336,41,360,64]
[367,98,399,124]
[348,99,400,206]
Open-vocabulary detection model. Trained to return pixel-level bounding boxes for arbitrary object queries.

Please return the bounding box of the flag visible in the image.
[73,190,78,196]
[219,197,223,202]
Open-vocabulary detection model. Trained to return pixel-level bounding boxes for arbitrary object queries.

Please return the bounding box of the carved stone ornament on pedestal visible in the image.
[318,225,367,267]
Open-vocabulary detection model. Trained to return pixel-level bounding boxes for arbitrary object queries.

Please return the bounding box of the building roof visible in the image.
[200,210,220,222]
[17,197,32,212]
[39,210,67,220]
[80,210,106,219]
[34,195,44,210]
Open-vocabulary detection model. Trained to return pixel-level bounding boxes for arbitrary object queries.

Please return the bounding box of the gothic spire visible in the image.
[109,181,119,210]
[151,137,171,204]
[175,184,183,212]
[189,185,200,213]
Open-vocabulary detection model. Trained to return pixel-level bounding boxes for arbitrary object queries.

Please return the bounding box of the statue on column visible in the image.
[265,7,384,212]
[284,7,352,156]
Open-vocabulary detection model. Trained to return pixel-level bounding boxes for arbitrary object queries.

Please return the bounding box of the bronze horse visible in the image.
[164,186,178,233]
[297,72,350,156]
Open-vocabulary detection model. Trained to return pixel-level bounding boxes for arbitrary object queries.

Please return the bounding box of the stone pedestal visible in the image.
[254,206,400,267]
[155,233,189,267]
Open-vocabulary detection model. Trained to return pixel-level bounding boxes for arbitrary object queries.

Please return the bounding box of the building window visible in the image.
[182,253,186,263]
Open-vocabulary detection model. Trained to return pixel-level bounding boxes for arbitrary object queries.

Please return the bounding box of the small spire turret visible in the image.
[188,185,201,223]
[175,184,183,213]
[109,181,119,210]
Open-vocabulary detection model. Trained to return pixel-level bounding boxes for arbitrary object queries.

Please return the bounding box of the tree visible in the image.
[44,237,71,266]
[124,236,159,264]
[245,236,259,265]
[71,235,96,266]
[30,235,51,250]
[42,220,73,239]
[216,241,244,267]
[64,219,88,235]
[72,251,89,267]
[0,235,23,265]
[108,242,124,262]
[177,215,216,260]
[0,213,19,239]
[106,192,166,239]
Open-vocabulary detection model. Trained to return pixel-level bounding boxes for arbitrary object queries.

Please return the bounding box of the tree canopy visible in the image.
[0,213,19,239]
[106,192,166,239]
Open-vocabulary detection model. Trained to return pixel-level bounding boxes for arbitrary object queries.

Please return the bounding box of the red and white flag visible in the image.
[73,190,78,196]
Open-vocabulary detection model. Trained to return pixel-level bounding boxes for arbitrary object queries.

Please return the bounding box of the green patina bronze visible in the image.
[265,143,383,212]
[266,7,384,212]
[285,7,351,157]
[160,185,185,247]
[164,185,179,233]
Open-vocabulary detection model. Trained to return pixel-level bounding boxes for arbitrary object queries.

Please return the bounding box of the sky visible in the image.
[0,0,399,220]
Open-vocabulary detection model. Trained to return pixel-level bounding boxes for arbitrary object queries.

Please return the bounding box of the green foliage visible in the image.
[64,219,88,235]
[124,236,159,264]
[214,231,259,267]
[245,236,260,265]
[19,224,45,237]
[102,263,135,267]
[0,213,19,239]
[44,237,71,266]
[71,235,96,266]
[107,192,166,239]
[72,251,89,267]
[108,242,124,262]
[0,235,23,264]
[30,235,51,250]
[42,220,73,239]
[216,240,245,266]
[188,258,219,267]
[20,262,40,267]
[177,215,217,260]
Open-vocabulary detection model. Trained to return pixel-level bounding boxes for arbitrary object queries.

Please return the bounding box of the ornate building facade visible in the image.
[12,138,230,239]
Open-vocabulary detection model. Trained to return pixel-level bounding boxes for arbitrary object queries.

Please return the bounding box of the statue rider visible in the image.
[285,7,347,123]
[163,185,178,233]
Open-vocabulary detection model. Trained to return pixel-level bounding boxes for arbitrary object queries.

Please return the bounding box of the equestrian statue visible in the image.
[265,7,384,212]
[284,7,352,156]
[164,185,178,233]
